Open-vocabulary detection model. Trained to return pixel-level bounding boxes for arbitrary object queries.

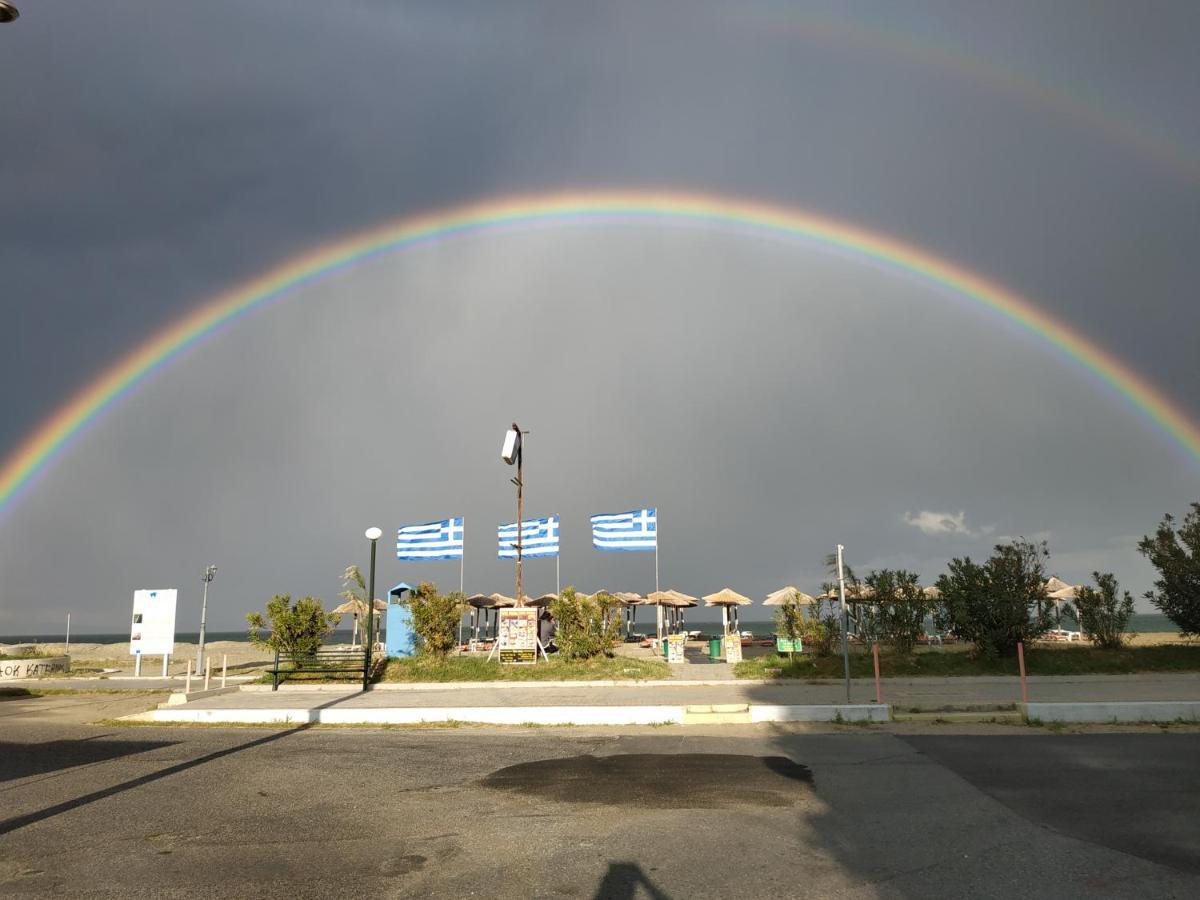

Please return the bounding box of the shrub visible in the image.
[1138,502,1200,637]
[247,595,339,657]
[865,569,931,654]
[549,587,621,661]
[1073,572,1134,649]
[774,593,806,643]
[935,538,1054,658]
[407,582,465,657]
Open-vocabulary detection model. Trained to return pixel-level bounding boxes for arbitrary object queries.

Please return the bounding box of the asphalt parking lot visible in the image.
[0,693,1197,898]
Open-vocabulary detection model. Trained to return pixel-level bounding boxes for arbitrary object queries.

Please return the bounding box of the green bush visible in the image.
[407,582,465,657]
[1074,572,1135,649]
[549,587,621,661]
[1138,502,1200,637]
[774,593,806,643]
[936,539,1054,658]
[247,595,339,657]
[865,569,931,654]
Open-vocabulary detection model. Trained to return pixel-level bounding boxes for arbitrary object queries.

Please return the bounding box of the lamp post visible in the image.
[501,423,525,604]
[0,3,19,23]
[836,544,850,703]
[196,565,218,672]
[363,527,382,690]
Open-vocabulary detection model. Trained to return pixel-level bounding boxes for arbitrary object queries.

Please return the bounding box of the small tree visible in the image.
[549,587,621,661]
[338,564,369,644]
[1138,502,1200,637]
[247,595,339,657]
[774,591,806,644]
[1073,572,1134,649]
[865,569,931,654]
[406,582,464,657]
[935,539,1054,658]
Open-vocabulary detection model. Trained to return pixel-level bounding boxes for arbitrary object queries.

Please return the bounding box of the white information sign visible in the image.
[130,589,178,656]
[723,629,743,664]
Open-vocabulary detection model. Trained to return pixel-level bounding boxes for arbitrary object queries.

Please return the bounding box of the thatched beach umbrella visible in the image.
[529,593,558,608]
[703,588,752,633]
[331,597,386,647]
[763,587,818,607]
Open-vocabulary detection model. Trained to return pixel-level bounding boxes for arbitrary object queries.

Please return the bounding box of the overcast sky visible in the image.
[2,1,1198,634]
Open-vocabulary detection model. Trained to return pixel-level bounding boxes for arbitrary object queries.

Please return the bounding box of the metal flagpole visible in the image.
[556,554,560,596]
[654,511,661,640]
[837,543,851,703]
[458,530,465,650]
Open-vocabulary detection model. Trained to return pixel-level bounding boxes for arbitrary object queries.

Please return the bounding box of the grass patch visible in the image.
[735,643,1200,679]
[0,686,161,699]
[380,655,670,682]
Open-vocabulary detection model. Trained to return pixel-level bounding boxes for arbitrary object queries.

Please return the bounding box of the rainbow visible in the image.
[2,189,1198,517]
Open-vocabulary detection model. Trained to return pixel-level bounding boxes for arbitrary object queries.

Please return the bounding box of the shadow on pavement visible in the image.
[593,862,672,899]
[0,736,176,784]
[0,691,361,837]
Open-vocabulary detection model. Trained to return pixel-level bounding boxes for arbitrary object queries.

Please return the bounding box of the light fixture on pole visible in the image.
[363,527,382,690]
[501,423,525,604]
[0,3,19,23]
[196,565,218,672]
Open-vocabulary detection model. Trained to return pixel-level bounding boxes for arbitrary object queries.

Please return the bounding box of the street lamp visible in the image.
[363,527,382,690]
[501,423,524,603]
[196,565,218,672]
[0,3,19,23]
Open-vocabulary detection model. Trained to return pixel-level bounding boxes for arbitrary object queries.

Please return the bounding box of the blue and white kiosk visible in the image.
[385,582,417,658]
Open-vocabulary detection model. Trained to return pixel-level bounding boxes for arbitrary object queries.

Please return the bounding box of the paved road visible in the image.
[1,695,1197,898]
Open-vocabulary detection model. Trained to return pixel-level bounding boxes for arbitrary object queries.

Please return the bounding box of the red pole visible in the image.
[1017,641,1028,703]
[872,643,882,704]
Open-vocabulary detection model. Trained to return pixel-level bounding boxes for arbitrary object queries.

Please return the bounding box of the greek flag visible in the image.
[498,515,559,559]
[591,507,657,551]
[395,517,464,560]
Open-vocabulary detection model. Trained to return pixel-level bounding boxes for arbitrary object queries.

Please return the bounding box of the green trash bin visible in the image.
[662,640,669,659]
[708,637,722,660]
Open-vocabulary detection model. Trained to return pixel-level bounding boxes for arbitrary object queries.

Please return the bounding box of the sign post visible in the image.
[130,589,178,678]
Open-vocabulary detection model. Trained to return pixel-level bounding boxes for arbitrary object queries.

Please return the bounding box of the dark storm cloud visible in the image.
[1,0,1198,630]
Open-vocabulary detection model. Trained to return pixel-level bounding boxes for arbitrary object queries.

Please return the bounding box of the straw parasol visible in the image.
[489,593,518,608]
[763,586,817,607]
[922,585,941,600]
[1044,576,1073,595]
[702,588,752,607]
[702,587,752,633]
[330,597,387,647]
[529,593,558,608]
[612,591,645,607]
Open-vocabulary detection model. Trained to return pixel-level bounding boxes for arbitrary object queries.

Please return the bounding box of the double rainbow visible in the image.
[2,189,1197,517]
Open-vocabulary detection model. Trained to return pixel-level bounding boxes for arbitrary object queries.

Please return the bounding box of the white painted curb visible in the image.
[1022,701,1200,723]
[139,703,891,727]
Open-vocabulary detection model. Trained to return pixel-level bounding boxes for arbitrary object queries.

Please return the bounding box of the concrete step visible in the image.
[682,703,752,725]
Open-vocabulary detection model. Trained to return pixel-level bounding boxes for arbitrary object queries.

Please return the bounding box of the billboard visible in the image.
[498,607,538,664]
[130,589,178,656]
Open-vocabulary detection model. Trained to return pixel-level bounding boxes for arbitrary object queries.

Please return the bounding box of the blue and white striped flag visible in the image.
[591,507,657,552]
[498,515,559,559]
[395,517,464,560]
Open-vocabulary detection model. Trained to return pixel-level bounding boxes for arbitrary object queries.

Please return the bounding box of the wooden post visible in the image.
[185,660,192,694]
[221,654,228,688]
[204,656,212,691]
[872,643,882,704]
[1017,641,1028,703]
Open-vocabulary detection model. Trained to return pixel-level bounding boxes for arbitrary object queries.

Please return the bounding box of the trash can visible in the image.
[662,640,669,659]
[708,638,722,660]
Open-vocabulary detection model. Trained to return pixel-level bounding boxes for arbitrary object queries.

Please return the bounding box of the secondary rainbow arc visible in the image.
[2,189,1198,518]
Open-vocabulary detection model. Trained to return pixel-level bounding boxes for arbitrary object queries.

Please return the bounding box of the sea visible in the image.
[0,613,1182,644]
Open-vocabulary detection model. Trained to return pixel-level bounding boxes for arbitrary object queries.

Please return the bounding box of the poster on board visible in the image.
[723,629,743,664]
[130,589,178,656]
[666,632,686,663]
[498,607,538,664]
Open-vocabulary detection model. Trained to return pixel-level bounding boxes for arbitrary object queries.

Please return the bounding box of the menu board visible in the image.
[130,589,178,656]
[666,633,686,663]
[723,629,742,664]
[498,608,538,664]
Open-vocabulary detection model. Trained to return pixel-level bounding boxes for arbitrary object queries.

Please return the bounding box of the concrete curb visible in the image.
[136,703,891,727]
[240,678,780,693]
[161,685,242,707]
[1022,700,1200,723]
